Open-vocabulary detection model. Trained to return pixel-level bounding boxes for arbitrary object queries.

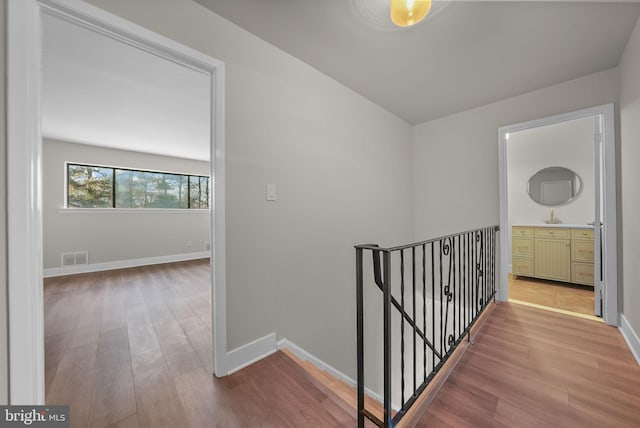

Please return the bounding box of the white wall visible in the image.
[0,0,8,405]
[619,17,640,338]
[413,68,618,241]
[506,117,595,263]
[83,0,415,381]
[42,139,211,270]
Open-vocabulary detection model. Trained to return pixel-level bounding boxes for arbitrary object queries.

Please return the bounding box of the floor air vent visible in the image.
[61,251,89,267]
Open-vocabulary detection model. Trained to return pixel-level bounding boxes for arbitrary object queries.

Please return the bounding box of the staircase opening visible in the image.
[355,225,500,427]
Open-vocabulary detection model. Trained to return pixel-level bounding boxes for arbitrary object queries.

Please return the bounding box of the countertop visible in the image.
[513,224,594,229]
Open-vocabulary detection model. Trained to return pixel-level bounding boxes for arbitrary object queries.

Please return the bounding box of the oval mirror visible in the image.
[527,166,582,206]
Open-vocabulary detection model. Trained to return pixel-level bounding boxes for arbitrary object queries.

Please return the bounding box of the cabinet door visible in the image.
[534,239,571,282]
[572,262,595,286]
[513,257,534,277]
[572,240,594,263]
[512,237,534,257]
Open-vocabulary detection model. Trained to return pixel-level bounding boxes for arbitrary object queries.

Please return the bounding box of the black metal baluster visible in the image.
[492,227,497,299]
[439,239,443,360]
[383,250,392,428]
[486,228,489,305]
[463,233,467,338]
[431,241,435,372]
[422,244,427,382]
[356,248,364,428]
[412,247,417,397]
[400,250,405,407]
[453,236,457,342]
[472,232,476,317]
[483,229,487,308]
[457,234,461,339]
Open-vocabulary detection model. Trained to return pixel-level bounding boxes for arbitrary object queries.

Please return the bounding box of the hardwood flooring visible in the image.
[45,262,640,428]
[44,260,354,428]
[416,302,640,427]
[509,274,595,316]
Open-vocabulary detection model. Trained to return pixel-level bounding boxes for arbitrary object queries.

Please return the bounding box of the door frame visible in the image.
[497,103,618,325]
[7,0,227,404]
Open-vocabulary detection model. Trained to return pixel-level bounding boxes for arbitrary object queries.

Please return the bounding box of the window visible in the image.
[67,163,210,209]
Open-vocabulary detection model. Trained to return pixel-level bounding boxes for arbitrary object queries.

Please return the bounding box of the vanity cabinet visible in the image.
[512,226,594,286]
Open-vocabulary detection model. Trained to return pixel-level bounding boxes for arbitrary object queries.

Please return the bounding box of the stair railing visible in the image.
[355,225,500,427]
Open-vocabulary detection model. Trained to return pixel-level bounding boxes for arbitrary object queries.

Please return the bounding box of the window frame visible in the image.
[66,162,211,210]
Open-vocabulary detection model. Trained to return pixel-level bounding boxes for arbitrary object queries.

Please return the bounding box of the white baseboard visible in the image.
[226,333,278,375]
[620,315,640,366]
[43,251,210,278]
[276,338,387,407]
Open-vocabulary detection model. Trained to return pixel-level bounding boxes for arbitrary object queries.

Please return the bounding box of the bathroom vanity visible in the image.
[512,224,594,286]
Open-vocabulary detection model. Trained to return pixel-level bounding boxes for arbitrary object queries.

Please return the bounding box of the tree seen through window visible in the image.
[67,163,209,209]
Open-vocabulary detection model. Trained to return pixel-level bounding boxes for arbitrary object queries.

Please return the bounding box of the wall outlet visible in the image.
[187,240,193,247]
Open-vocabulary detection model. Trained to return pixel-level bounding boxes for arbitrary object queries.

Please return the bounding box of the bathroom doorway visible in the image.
[497,104,618,325]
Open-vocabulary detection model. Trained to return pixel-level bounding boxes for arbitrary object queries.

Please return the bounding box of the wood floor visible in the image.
[417,302,640,427]
[509,274,595,316]
[44,260,354,428]
[45,262,640,428]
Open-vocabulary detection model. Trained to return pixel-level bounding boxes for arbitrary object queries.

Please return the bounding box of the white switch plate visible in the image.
[266,183,277,201]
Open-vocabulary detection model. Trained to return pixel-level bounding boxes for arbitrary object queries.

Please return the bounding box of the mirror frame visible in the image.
[526,166,582,206]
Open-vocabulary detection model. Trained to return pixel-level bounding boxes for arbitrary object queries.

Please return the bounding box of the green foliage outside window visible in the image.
[68,165,113,208]
[67,163,209,209]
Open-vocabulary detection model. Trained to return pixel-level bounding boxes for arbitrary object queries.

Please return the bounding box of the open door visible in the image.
[593,116,603,317]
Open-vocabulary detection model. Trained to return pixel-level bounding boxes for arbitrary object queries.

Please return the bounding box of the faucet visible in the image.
[548,209,560,224]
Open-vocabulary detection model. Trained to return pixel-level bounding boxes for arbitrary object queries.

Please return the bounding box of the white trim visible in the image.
[620,315,640,366]
[497,104,619,326]
[43,252,210,278]
[7,0,45,405]
[276,339,387,408]
[7,0,227,404]
[226,333,278,375]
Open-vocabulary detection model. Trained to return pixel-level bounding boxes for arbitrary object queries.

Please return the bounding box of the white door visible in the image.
[593,116,603,317]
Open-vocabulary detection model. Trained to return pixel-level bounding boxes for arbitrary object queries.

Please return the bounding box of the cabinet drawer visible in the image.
[572,240,594,263]
[572,262,594,286]
[513,257,534,277]
[571,228,594,239]
[512,237,534,257]
[534,228,570,239]
[512,226,533,237]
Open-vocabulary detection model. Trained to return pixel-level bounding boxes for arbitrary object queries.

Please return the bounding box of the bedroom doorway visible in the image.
[6,0,226,404]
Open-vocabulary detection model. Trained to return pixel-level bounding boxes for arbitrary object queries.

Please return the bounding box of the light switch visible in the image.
[266,184,276,201]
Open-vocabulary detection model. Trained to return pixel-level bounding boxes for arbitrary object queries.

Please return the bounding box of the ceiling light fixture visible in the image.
[390,0,432,27]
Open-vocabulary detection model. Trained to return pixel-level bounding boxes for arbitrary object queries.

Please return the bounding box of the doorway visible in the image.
[497,104,618,325]
[6,0,226,404]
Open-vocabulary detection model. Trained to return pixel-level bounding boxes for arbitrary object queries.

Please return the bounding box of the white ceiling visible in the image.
[195,0,640,124]
[42,12,211,161]
[42,2,640,159]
